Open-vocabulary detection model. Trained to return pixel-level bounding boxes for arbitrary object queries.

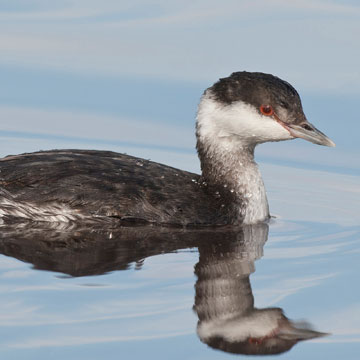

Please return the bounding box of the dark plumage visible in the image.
[0,150,235,226]
[0,72,334,226]
[210,72,306,124]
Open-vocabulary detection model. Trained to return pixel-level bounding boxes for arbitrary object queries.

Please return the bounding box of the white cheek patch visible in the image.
[197,92,293,145]
[223,103,293,143]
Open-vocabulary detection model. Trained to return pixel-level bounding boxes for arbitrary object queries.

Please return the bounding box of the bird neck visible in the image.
[196,93,270,224]
[196,136,269,224]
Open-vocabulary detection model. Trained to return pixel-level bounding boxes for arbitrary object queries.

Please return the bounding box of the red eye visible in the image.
[260,105,274,116]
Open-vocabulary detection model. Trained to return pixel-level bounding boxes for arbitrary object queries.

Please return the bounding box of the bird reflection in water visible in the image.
[194,224,328,355]
[0,222,328,355]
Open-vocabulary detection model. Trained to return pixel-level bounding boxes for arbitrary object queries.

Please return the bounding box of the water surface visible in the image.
[0,70,359,359]
[0,143,358,359]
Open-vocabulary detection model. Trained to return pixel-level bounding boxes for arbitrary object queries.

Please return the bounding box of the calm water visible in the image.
[0,143,358,360]
[0,0,359,357]
[0,71,359,359]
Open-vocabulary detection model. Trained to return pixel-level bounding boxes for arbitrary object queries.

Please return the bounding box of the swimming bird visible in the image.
[0,72,334,226]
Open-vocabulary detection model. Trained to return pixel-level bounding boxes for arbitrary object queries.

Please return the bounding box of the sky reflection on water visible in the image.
[0,1,359,358]
[0,159,358,359]
[0,80,358,358]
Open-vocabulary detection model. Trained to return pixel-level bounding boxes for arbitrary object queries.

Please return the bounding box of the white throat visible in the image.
[195,91,289,224]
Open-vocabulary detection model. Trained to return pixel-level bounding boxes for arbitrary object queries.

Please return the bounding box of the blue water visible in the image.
[0,70,359,359]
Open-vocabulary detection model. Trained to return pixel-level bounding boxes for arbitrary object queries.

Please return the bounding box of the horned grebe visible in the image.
[0,72,334,226]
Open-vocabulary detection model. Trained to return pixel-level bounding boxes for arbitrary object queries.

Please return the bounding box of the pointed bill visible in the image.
[287,122,336,147]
